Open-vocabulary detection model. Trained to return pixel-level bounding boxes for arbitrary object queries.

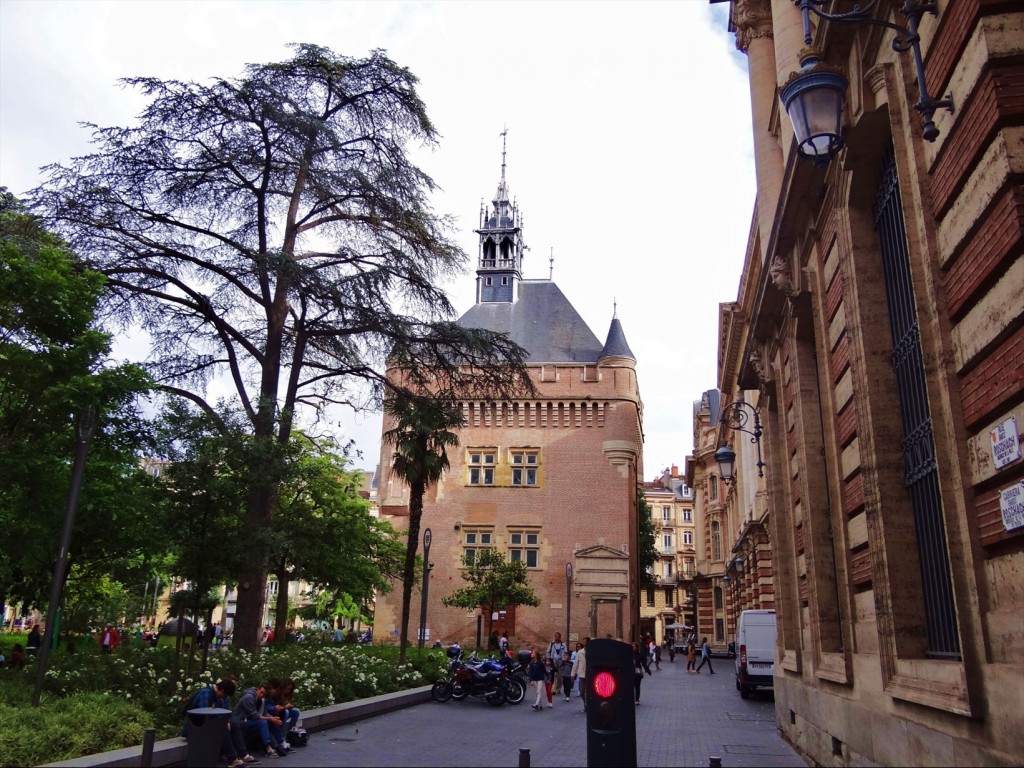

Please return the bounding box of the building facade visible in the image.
[374,148,645,650]
[715,0,1023,765]
[640,466,697,644]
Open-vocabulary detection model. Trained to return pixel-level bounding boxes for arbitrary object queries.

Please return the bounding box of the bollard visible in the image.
[140,728,156,768]
[519,747,531,767]
[709,757,723,768]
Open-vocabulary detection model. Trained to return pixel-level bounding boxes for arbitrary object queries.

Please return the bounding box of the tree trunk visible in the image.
[232,483,274,651]
[398,476,426,665]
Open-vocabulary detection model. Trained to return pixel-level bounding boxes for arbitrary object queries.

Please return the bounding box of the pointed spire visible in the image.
[494,128,510,205]
[600,313,636,363]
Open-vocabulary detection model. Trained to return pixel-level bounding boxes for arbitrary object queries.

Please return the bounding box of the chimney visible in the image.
[671,464,679,478]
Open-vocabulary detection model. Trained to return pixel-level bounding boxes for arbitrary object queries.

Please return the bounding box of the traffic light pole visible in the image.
[585,638,637,767]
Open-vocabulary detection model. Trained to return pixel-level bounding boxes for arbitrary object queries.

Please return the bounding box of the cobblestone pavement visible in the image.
[287,656,808,767]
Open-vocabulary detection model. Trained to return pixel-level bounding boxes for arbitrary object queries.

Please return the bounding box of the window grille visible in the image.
[873,146,959,659]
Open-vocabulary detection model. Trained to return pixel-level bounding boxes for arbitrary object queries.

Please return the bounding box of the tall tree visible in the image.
[382,392,465,664]
[441,547,540,641]
[31,46,532,649]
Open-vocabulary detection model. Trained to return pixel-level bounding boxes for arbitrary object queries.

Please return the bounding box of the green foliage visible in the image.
[0,639,447,763]
[441,548,540,638]
[638,490,658,589]
[61,569,134,633]
[0,691,150,765]
[0,198,158,615]
[269,437,405,642]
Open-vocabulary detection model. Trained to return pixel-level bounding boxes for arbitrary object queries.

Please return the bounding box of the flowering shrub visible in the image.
[0,640,447,763]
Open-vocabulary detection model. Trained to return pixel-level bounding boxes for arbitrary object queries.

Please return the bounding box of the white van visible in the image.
[735,609,776,699]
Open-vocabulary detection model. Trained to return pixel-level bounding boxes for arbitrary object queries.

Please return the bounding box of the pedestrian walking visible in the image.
[686,639,697,672]
[543,657,556,707]
[546,631,567,663]
[653,642,662,670]
[632,642,652,704]
[696,636,715,674]
[571,637,589,712]
[559,651,574,702]
[527,650,546,710]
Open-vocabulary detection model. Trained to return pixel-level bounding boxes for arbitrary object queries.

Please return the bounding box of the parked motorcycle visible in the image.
[431,650,513,706]
[461,653,525,705]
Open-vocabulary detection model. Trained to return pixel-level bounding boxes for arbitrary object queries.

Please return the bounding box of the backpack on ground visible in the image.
[287,728,309,747]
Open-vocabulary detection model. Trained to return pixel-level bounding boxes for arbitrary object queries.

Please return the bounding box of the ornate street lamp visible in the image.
[782,0,954,164]
[716,400,765,484]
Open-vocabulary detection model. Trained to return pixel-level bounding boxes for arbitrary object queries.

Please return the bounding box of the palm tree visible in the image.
[382,392,465,664]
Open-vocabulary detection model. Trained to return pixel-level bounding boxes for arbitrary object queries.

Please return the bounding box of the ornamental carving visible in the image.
[732,0,773,53]
[749,347,772,385]
[769,252,799,298]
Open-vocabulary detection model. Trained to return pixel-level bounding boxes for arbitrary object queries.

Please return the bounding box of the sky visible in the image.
[0,0,756,479]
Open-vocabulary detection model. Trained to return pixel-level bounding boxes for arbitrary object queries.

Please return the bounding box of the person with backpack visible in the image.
[181,679,251,767]
[545,631,567,663]
[559,650,574,702]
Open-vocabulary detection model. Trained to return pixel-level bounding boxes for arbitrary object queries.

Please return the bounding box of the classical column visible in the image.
[733,0,784,262]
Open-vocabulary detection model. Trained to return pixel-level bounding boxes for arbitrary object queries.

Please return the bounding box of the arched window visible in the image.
[709,475,719,501]
[711,521,721,561]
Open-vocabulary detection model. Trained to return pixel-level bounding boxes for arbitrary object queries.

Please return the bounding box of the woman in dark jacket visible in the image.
[632,642,652,704]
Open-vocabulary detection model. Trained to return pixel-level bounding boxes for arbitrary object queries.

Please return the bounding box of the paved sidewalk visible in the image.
[287,655,808,767]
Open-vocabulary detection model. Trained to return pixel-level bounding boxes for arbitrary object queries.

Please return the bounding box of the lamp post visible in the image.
[32,405,97,708]
[418,528,432,649]
[565,562,573,642]
[716,400,765,483]
[782,0,954,163]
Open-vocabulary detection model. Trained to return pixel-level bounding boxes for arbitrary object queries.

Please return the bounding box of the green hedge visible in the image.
[0,640,446,766]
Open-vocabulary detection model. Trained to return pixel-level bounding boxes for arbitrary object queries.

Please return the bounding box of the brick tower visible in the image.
[374,137,644,650]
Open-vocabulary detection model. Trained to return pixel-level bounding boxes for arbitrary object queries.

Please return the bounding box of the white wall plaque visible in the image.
[990,416,1021,470]
[999,481,1024,532]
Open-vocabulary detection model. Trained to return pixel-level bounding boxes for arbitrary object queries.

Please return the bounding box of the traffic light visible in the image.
[585,638,636,767]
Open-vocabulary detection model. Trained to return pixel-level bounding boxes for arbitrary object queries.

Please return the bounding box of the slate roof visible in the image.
[457,279,605,364]
[600,317,635,361]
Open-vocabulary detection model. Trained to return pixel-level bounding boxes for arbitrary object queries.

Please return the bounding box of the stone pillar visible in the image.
[733,0,784,262]
[770,0,811,165]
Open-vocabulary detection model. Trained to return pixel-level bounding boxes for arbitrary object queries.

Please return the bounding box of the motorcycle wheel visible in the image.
[486,686,507,706]
[505,678,525,705]
[450,683,466,700]
[431,680,453,703]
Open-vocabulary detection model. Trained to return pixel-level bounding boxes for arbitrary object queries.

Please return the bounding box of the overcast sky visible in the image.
[0,0,755,478]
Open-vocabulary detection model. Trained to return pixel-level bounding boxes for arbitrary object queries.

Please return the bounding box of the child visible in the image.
[543,656,556,708]
[560,651,574,702]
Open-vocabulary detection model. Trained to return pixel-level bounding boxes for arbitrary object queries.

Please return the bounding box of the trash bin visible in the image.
[184,707,231,767]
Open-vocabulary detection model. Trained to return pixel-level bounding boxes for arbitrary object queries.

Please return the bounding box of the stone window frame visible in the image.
[467,448,497,486]
[508,527,541,568]
[462,528,494,566]
[509,448,540,487]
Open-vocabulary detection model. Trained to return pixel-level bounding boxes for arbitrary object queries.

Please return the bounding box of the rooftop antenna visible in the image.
[549,247,554,280]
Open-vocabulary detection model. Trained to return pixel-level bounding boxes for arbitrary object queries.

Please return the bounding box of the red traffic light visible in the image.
[592,670,617,698]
